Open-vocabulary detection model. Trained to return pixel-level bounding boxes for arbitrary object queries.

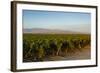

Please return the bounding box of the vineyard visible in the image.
[23,34,91,62]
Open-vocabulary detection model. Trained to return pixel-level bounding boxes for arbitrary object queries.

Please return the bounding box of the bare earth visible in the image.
[44,45,91,61]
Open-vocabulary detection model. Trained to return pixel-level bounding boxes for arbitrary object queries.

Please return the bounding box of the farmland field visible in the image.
[23,34,91,62]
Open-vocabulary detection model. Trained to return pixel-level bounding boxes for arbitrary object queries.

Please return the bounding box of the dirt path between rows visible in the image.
[64,45,91,60]
[44,45,91,61]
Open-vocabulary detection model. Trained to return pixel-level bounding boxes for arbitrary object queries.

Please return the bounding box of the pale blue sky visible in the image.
[23,10,91,33]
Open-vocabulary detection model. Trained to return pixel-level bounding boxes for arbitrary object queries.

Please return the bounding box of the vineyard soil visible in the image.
[44,45,90,61]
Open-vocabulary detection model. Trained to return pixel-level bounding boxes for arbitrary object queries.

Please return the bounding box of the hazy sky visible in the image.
[23,10,91,33]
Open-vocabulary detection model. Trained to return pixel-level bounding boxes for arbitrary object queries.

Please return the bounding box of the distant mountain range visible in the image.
[23,28,89,34]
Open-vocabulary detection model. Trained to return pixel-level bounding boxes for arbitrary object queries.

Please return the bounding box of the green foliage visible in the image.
[23,34,90,62]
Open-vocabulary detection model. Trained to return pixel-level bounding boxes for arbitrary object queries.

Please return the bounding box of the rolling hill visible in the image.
[23,28,89,34]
